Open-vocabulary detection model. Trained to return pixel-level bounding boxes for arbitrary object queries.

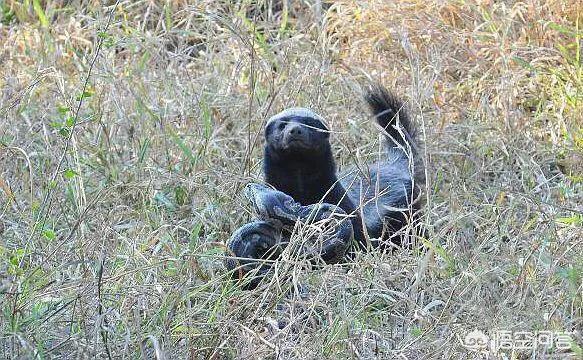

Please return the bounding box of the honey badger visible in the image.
[263,85,423,249]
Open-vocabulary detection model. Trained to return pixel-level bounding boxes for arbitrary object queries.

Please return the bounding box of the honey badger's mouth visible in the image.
[281,136,311,150]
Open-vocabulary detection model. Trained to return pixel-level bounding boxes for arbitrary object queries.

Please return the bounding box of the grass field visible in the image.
[0,0,581,358]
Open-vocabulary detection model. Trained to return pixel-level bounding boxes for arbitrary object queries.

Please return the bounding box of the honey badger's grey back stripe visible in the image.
[267,107,329,130]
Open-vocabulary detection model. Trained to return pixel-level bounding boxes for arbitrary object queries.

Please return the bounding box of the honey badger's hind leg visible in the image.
[341,85,425,247]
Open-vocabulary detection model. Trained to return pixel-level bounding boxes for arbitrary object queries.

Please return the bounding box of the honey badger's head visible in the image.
[264,108,330,156]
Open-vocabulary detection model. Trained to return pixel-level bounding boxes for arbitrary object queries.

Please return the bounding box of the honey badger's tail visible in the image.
[362,85,426,243]
[364,84,425,203]
[364,85,417,156]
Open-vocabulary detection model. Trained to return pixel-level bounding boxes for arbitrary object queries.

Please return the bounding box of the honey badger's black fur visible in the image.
[263,85,423,250]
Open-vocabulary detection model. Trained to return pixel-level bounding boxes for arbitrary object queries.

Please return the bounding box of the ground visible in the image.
[0,0,581,358]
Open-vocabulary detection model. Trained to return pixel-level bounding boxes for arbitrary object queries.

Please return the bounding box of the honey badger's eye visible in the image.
[278,122,286,130]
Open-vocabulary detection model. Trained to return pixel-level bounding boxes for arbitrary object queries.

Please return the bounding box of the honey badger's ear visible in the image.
[264,117,276,137]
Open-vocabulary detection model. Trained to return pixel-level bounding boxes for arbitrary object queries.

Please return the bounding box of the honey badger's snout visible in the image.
[282,123,308,147]
[285,123,305,137]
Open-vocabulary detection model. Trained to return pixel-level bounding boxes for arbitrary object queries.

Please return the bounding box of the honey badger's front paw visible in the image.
[244,183,302,226]
[226,184,355,289]
[225,221,287,290]
[245,183,354,264]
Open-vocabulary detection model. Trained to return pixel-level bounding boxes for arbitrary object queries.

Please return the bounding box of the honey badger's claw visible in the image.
[225,220,285,290]
[244,183,301,226]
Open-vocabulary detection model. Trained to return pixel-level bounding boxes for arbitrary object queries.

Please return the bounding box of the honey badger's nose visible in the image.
[287,124,304,136]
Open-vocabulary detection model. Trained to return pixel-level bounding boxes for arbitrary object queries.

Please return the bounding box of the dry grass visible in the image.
[0,0,581,358]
